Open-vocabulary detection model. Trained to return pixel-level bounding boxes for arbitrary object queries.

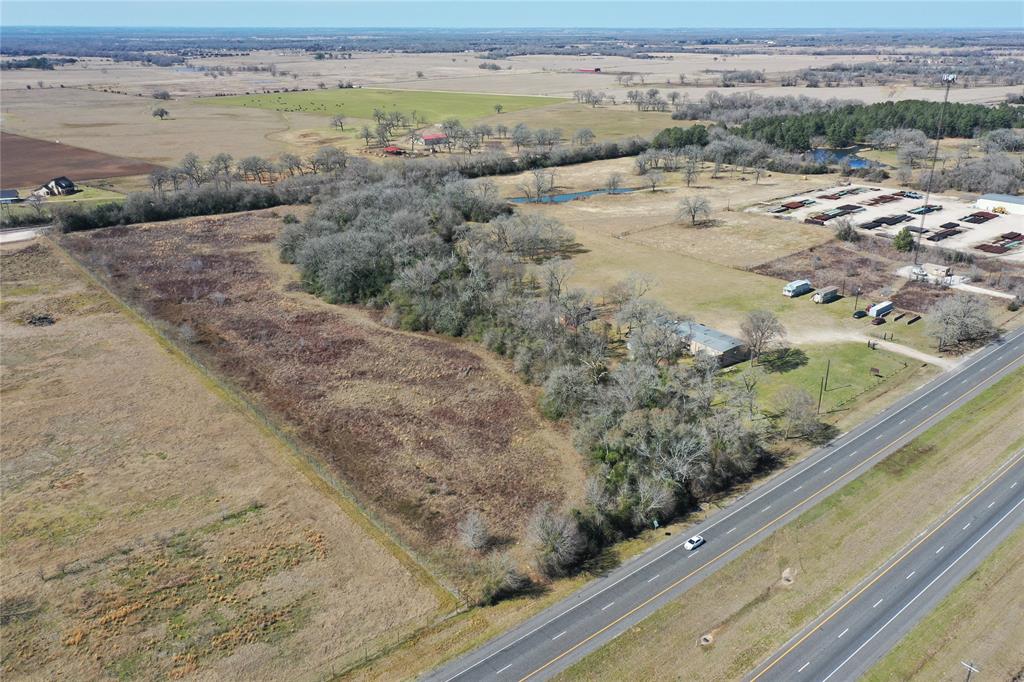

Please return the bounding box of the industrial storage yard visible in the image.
[750,184,1024,261]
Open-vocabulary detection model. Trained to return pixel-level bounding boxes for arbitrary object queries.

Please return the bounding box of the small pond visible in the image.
[811,146,878,169]
[509,188,636,204]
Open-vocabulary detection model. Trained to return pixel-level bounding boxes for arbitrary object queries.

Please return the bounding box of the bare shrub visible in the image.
[457,511,490,552]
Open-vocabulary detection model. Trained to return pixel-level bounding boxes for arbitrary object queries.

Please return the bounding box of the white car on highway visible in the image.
[683,534,705,550]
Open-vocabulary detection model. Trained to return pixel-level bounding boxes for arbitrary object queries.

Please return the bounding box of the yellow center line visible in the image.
[750,447,1024,681]
[518,351,1024,682]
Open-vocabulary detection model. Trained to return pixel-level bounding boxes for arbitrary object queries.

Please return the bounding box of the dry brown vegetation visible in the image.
[0,239,446,680]
[59,209,584,588]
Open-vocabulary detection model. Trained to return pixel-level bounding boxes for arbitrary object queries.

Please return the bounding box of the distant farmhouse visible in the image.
[33,176,77,197]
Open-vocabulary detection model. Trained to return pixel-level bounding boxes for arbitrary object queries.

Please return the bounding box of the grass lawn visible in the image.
[4,185,125,221]
[558,367,1024,682]
[198,88,565,125]
[752,342,912,415]
[865,523,1024,682]
[477,102,678,141]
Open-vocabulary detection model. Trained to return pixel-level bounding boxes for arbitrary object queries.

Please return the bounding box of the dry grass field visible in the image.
[9,51,1015,104]
[58,209,585,589]
[560,367,1024,682]
[0,88,330,164]
[0,239,448,680]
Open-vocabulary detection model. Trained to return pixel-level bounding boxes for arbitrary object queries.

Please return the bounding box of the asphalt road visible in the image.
[749,449,1024,682]
[426,326,1024,682]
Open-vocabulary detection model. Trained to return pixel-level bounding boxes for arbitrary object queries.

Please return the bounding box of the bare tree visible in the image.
[527,503,582,577]
[605,172,624,193]
[494,103,504,114]
[677,195,711,226]
[152,107,170,120]
[457,511,490,552]
[632,477,675,528]
[927,293,995,350]
[645,170,665,192]
[330,114,345,130]
[777,387,819,439]
[740,309,786,362]
[573,128,595,145]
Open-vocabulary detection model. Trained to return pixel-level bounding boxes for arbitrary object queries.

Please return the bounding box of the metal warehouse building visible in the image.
[976,194,1024,216]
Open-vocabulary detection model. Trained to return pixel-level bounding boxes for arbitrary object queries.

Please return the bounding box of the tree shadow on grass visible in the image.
[581,547,622,577]
[760,347,810,373]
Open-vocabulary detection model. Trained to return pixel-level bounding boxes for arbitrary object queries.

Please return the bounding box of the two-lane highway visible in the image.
[426,327,1024,682]
[749,448,1024,682]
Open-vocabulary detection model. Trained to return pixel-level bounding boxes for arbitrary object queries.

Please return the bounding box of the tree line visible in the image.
[738,100,1024,151]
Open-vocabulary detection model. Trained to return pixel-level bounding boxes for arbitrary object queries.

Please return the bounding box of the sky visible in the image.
[0,0,1020,29]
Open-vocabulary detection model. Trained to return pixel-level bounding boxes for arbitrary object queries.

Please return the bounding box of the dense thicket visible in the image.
[54,174,335,232]
[281,170,781,584]
[739,100,1024,151]
[0,56,77,70]
[649,125,829,175]
[670,92,859,126]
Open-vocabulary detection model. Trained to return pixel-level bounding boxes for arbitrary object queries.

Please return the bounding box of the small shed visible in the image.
[0,189,20,204]
[812,285,839,304]
[923,263,951,279]
[382,145,404,156]
[783,279,813,297]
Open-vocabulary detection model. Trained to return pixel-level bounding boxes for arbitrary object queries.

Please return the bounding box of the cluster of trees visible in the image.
[739,100,1024,151]
[649,125,829,176]
[670,92,858,126]
[0,56,77,70]
[280,169,824,594]
[54,153,359,232]
[791,57,1024,88]
[719,69,765,86]
[145,149,348,194]
[626,88,670,112]
[572,89,609,107]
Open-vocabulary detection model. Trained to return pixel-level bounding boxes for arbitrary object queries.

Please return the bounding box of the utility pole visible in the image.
[824,358,832,392]
[817,375,824,414]
[960,660,979,682]
[914,73,956,265]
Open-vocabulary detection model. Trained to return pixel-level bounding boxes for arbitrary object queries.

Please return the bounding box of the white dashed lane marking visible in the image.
[872,598,883,608]
[496,663,512,675]
[798,662,810,673]
[837,628,849,639]
[647,574,660,583]
[601,602,615,611]
[552,631,566,641]
[906,571,916,580]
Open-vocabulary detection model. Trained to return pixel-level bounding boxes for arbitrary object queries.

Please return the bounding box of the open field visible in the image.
[59,209,585,590]
[199,88,564,125]
[0,239,448,680]
[865,523,1024,682]
[559,367,1024,682]
[0,88,330,164]
[7,52,1017,104]
[0,132,159,187]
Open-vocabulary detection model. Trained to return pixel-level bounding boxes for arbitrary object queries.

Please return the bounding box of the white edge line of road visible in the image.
[819,493,1024,682]
[748,449,1024,681]
[439,329,1024,682]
